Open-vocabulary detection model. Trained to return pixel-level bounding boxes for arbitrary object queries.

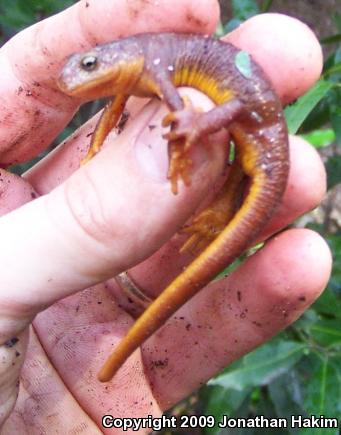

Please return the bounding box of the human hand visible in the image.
[0,0,331,432]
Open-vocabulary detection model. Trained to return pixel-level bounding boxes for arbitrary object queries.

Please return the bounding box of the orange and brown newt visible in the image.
[58,32,289,382]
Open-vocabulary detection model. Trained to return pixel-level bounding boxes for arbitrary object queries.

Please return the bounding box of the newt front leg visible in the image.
[163,96,244,194]
[81,94,128,164]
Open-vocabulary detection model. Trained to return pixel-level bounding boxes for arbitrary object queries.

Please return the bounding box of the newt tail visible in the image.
[58,33,289,382]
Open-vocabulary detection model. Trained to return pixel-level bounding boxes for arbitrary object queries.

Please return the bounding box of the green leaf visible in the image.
[326,155,341,190]
[216,397,255,435]
[201,386,251,435]
[329,93,341,146]
[0,0,74,37]
[298,354,341,435]
[261,0,274,12]
[209,339,306,390]
[217,243,263,279]
[334,46,341,66]
[299,99,330,133]
[268,371,305,423]
[215,21,225,38]
[321,34,341,45]
[310,319,341,348]
[327,48,341,145]
[312,287,341,320]
[325,62,341,78]
[293,308,319,333]
[300,129,335,148]
[224,0,259,34]
[326,48,341,82]
[326,234,341,294]
[284,80,333,134]
[334,12,341,32]
[257,391,289,435]
[224,18,242,34]
[231,0,259,21]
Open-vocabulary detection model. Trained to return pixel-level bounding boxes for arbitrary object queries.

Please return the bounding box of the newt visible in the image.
[58,32,289,382]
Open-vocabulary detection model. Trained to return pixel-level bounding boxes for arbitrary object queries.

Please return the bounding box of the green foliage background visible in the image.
[209,2,341,434]
[0,0,74,41]
[1,0,341,433]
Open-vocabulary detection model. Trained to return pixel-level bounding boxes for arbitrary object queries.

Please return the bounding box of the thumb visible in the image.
[0,89,225,424]
[0,329,28,425]
[0,88,227,337]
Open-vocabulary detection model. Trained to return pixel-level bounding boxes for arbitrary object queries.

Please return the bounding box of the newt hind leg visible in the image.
[180,160,247,253]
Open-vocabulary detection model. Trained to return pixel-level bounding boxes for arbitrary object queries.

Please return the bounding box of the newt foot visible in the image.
[167,139,193,194]
[163,97,205,194]
[162,96,201,153]
[180,208,227,253]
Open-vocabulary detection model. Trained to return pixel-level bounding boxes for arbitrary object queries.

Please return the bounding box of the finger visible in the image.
[32,289,161,429]
[2,13,324,422]
[2,329,105,433]
[225,13,323,103]
[30,229,331,419]
[0,0,219,165]
[0,329,28,426]
[121,133,326,300]
[261,135,326,238]
[142,229,332,408]
[25,97,159,194]
[107,13,325,298]
[24,134,324,420]
[0,89,227,325]
[19,13,325,304]
[0,171,37,216]
[0,90,222,426]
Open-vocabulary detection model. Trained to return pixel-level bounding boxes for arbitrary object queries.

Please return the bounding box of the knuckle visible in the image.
[63,169,119,246]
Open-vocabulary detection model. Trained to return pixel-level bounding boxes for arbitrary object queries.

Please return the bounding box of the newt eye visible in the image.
[80,55,98,71]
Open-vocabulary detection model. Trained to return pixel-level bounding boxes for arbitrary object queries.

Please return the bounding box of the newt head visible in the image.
[58,41,144,100]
